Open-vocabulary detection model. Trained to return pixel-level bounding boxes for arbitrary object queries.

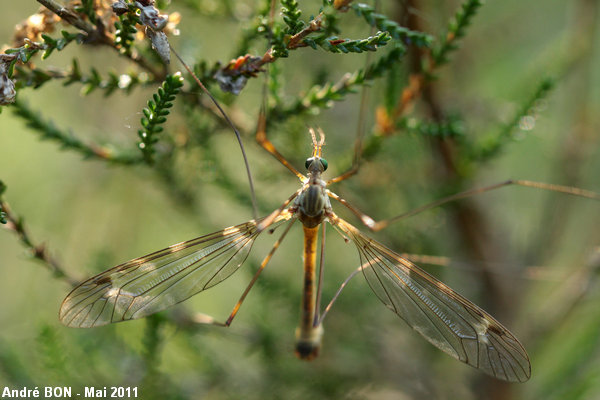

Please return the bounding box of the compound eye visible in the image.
[305,158,313,170]
[320,158,328,171]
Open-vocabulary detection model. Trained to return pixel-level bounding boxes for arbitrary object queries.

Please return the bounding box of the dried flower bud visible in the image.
[111,0,129,15]
[0,54,17,105]
[145,27,170,64]
[136,1,168,31]
[132,1,170,63]
[0,76,16,105]
[214,55,263,94]
[215,70,248,96]
[12,8,60,47]
[333,0,353,11]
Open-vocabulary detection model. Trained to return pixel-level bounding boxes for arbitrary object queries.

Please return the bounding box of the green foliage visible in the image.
[263,2,395,60]
[304,30,391,53]
[2,2,600,400]
[0,339,32,386]
[351,3,433,47]
[398,114,465,139]
[11,100,142,164]
[472,78,556,162]
[40,32,83,58]
[12,65,54,89]
[271,44,407,122]
[318,5,342,38]
[138,73,184,164]
[114,13,139,56]
[64,59,150,96]
[281,0,304,34]
[142,315,166,367]
[268,61,284,105]
[5,31,82,64]
[14,60,151,98]
[37,325,68,383]
[363,44,407,78]
[269,23,290,58]
[432,0,484,67]
[74,0,97,24]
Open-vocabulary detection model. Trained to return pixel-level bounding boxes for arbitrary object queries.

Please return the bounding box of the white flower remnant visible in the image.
[111,0,129,15]
[145,28,170,64]
[0,54,17,106]
[135,1,170,63]
[136,1,168,31]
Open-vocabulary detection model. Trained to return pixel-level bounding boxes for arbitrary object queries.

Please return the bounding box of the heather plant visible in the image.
[1,1,600,400]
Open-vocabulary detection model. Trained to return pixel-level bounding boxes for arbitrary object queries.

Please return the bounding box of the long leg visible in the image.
[328,179,600,232]
[316,255,451,326]
[326,90,368,184]
[327,30,375,186]
[255,0,304,181]
[327,136,362,185]
[205,218,297,327]
[317,265,362,326]
[313,222,327,326]
[326,104,365,184]
[256,103,305,181]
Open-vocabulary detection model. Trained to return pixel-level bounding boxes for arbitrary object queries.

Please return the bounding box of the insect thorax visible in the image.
[295,180,330,228]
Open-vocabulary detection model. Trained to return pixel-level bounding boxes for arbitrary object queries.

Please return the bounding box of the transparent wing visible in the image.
[60,219,275,328]
[334,217,531,382]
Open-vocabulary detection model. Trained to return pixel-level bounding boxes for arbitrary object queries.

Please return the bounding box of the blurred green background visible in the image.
[1,1,600,399]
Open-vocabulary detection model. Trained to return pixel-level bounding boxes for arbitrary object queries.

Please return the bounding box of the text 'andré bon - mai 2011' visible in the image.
[2,386,138,399]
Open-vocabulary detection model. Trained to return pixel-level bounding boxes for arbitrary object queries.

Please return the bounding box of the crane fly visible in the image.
[59,118,533,383]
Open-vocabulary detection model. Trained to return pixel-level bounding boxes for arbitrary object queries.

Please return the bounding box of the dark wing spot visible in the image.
[487,323,505,336]
[93,276,112,285]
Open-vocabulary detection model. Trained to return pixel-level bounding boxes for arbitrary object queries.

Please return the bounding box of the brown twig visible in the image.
[0,199,77,286]
[1,196,214,332]
[286,16,324,49]
[35,0,166,79]
[221,13,326,78]
[400,1,513,398]
[36,0,111,44]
